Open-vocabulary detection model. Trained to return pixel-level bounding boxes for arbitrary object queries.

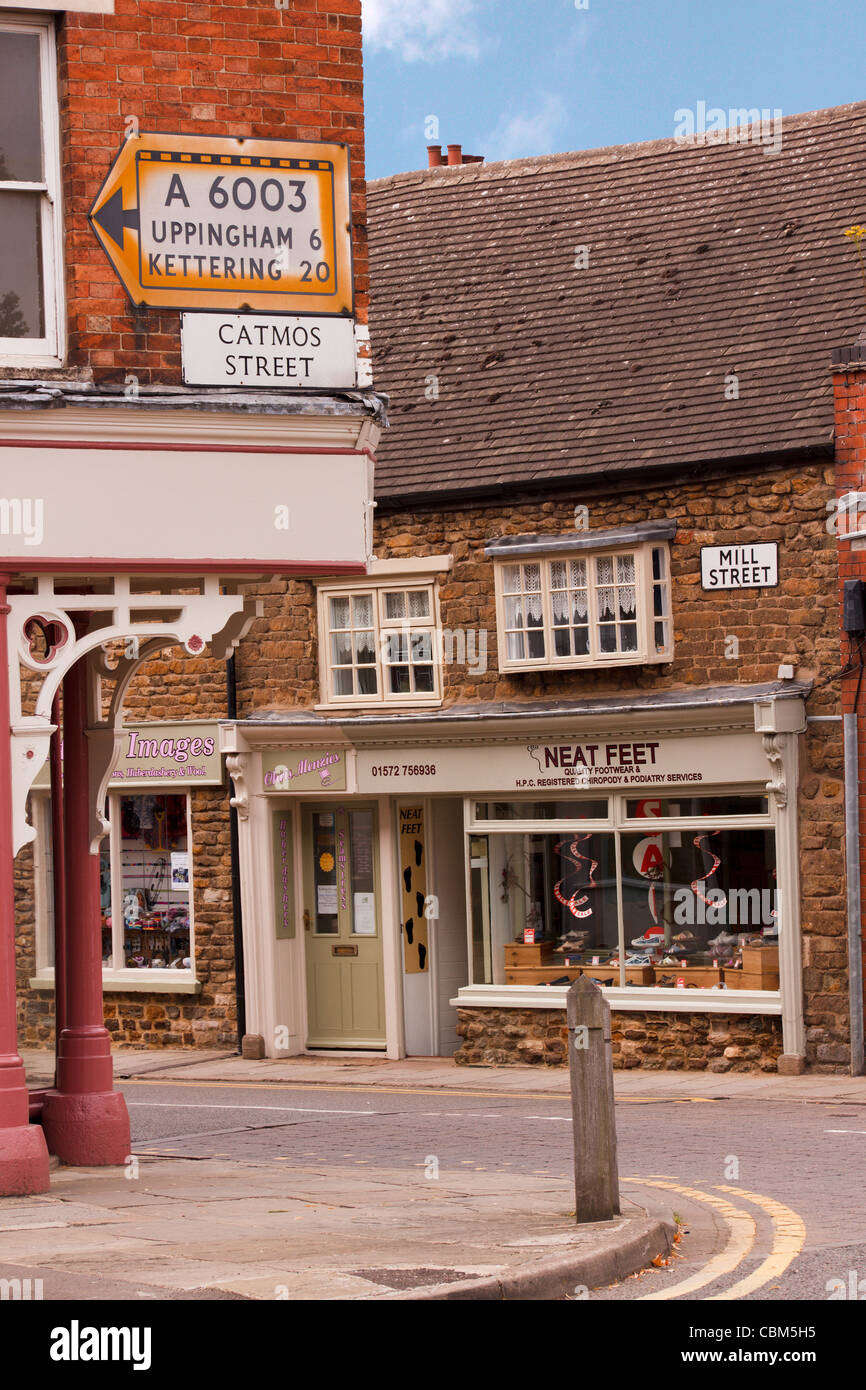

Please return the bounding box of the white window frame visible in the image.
[493,540,673,673]
[30,789,198,987]
[0,13,65,366]
[316,575,445,709]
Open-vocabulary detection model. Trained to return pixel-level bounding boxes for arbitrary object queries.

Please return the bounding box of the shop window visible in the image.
[0,15,64,364]
[491,541,673,672]
[317,580,441,706]
[35,792,194,976]
[112,794,192,970]
[467,802,779,994]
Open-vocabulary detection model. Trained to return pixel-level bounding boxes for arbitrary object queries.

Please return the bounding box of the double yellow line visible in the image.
[626,1177,806,1301]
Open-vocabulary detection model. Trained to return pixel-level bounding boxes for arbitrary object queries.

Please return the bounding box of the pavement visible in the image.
[9,1047,863,1301]
[21,1046,866,1103]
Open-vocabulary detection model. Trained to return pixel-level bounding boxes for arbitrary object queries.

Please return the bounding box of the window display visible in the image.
[468,797,779,992]
[112,794,192,969]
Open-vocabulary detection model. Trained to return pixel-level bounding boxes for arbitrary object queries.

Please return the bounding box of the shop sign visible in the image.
[357,732,769,794]
[700,544,778,589]
[181,313,357,389]
[90,133,354,315]
[398,804,429,974]
[262,748,348,793]
[0,446,370,569]
[272,809,295,940]
[34,722,223,788]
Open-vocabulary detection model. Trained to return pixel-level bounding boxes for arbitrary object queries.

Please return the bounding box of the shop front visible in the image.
[222,681,809,1070]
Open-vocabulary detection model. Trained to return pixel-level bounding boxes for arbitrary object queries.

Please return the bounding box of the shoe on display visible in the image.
[626,953,652,965]
[708,930,737,951]
[630,929,664,948]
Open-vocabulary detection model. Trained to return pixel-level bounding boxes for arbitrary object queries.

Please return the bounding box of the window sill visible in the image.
[451,984,782,1015]
[314,699,443,713]
[30,974,202,995]
[499,654,671,675]
[0,355,63,371]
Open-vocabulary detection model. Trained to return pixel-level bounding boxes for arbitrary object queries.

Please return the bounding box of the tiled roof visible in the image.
[367,101,866,502]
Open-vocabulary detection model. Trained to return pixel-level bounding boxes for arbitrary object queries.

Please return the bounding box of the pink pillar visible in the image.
[41,651,129,1165]
[50,692,66,1063]
[0,576,50,1195]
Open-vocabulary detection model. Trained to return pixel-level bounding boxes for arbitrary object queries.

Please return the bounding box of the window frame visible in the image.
[463,786,780,995]
[31,789,197,984]
[0,12,65,366]
[493,540,673,673]
[316,576,444,709]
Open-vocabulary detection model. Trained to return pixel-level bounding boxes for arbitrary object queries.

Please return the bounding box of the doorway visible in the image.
[301,803,386,1049]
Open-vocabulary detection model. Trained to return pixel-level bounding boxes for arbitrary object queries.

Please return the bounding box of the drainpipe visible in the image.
[844,712,865,1074]
[226,655,246,1050]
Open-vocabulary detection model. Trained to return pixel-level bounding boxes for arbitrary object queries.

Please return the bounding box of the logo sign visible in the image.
[181,313,357,389]
[89,133,354,315]
[34,723,224,788]
[262,749,348,793]
[700,544,778,590]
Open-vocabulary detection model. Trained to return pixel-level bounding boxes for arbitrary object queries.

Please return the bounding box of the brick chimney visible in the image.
[427,145,444,167]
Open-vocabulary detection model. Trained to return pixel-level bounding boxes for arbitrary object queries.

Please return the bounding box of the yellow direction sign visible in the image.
[89,132,354,315]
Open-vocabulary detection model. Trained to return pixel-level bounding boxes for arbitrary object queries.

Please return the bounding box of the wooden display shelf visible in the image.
[654,964,724,988]
[725,944,779,990]
[504,965,581,984]
[504,943,557,968]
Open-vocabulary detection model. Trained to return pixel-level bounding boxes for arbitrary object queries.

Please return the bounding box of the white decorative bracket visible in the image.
[762,732,788,809]
[8,574,261,855]
[225,753,249,821]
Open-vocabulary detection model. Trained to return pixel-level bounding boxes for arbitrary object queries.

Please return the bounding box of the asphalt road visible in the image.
[123,1078,866,1302]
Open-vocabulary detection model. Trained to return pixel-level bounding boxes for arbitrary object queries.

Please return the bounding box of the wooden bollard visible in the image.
[567,976,621,1223]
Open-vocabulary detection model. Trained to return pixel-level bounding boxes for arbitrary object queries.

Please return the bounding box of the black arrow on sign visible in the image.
[92,187,140,251]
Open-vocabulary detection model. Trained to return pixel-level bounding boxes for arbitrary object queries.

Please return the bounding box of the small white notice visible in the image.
[181,313,357,389]
[317,885,339,916]
[700,543,778,590]
[353,892,376,935]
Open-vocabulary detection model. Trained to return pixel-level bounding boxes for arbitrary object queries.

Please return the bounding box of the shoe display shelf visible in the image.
[723,944,779,990]
[655,963,725,988]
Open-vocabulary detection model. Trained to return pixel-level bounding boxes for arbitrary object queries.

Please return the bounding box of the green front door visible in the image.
[302,804,386,1049]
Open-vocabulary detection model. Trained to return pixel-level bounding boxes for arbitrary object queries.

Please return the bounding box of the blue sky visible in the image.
[361,0,866,180]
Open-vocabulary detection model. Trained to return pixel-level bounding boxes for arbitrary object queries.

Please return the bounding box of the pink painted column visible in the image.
[0,575,50,1195]
[41,650,129,1165]
[50,692,66,1064]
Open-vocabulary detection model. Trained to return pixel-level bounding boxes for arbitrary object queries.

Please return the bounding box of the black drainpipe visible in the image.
[226,654,246,1050]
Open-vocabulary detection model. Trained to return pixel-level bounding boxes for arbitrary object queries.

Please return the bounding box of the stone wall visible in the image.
[455,1007,785,1072]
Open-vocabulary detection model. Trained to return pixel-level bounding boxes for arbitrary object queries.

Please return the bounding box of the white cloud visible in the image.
[484,93,568,162]
[362,0,483,63]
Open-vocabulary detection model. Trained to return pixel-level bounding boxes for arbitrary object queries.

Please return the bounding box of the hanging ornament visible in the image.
[553,834,598,920]
[691,831,721,906]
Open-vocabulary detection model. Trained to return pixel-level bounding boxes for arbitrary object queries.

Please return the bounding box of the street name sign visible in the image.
[181,313,357,389]
[89,133,354,315]
[700,543,779,590]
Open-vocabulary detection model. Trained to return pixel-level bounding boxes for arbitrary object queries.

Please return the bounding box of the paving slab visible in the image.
[0,1154,673,1301]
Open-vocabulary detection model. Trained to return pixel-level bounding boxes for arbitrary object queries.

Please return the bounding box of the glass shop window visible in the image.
[468,808,779,993]
[115,794,192,970]
[470,830,620,986]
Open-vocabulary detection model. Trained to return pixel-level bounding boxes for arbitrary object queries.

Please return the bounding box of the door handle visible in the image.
[303,909,311,932]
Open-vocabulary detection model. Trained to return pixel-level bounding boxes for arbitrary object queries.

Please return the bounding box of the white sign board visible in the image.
[0,446,371,570]
[700,544,778,590]
[354,732,768,795]
[181,313,357,389]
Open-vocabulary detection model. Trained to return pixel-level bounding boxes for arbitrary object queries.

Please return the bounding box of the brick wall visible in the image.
[49,0,367,385]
